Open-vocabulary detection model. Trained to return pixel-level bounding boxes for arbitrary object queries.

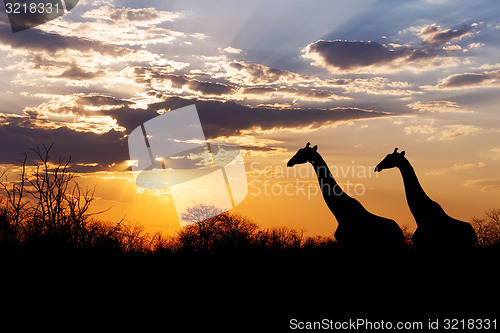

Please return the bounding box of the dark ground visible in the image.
[1,246,498,332]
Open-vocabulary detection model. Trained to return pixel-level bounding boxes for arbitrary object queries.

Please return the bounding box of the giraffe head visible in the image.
[374,147,406,172]
[287,142,318,167]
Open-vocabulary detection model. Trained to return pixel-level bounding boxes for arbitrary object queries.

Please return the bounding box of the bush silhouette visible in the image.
[471,209,500,247]
[175,209,258,252]
[0,144,136,253]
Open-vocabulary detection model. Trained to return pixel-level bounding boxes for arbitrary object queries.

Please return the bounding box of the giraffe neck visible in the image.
[309,152,356,222]
[397,157,434,219]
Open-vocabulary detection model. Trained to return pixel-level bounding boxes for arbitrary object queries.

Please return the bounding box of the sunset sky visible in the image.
[0,0,499,237]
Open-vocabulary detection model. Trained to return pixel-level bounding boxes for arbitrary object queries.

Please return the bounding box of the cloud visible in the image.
[82,6,180,26]
[15,94,132,134]
[40,19,183,47]
[0,118,127,170]
[490,147,500,160]
[187,80,234,96]
[226,61,312,85]
[136,56,417,103]
[219,46,242,54]
[404,122,481,141]
[443,45,463,54]
[134,71,235,97]
[428,125,481,141]
[0,23,129,57]
[429,69,500,89]
[241,86,346,101]
[302,22,478,74]
[407,100,474,113]
[146,97,389,139]
[301,39,457,74]
[27,5,187,48]
[135,65,349,103]
[404,124,437,135]
[0,94,391,173]
[427,162,486,175]
[465,179,500,192]
[417,23,476,45]
[135,57,418,105]
[335,77,418,96]
[466,42,483,50]
[47,65,106,81]
[302,40,413,73]
[0,89,391,161]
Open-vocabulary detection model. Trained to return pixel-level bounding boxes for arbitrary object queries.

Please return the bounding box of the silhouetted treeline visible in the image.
[0,144,499,257]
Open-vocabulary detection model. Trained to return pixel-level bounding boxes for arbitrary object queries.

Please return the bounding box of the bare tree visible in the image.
[180,202,224,226]
[0,143,109,248]
[471,209,500,246]
[254,226,304,250]
[400,225,415,248]
[0,154,29,247]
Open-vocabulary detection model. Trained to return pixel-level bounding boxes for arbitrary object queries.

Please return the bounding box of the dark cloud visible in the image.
[435,69,500,89]
[133,69,187,88]
[48,65,106,80]
[83,6,178,26]
[134,63,339,101]
[147,97,388,138]
[302,40,434,73]
[23,94,134,117]
[467,179,500,192]
[22,93,157,131]
[0,92,389,170]
[77,95,134,107]
[406,48,436,61]
[187,80,234,96]
[0,21,130,56]
[2,94,148,138]
[242,86,336,99]
[303,22,475,73]
[228,61,307,84]
[304,40,412,71]
[109,7,170,22]
[242,87,276,95]
[0,114,127,171]
[325,79,351,86]
[134,70,234,96]
[418,23,475,45]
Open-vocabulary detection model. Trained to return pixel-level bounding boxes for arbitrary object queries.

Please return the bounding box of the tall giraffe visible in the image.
[375,148,477,250]
[287,142,404,249]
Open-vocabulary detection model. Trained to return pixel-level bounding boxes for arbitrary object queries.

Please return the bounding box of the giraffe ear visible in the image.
[401,150,405,156]
[312,145,318,151]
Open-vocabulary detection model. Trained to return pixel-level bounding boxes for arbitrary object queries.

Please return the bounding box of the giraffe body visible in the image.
[288,143,404,249]
[375,148,477,250]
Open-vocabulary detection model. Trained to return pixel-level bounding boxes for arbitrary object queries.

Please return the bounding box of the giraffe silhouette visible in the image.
[287,142,404,249]
[375,148,477,250]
